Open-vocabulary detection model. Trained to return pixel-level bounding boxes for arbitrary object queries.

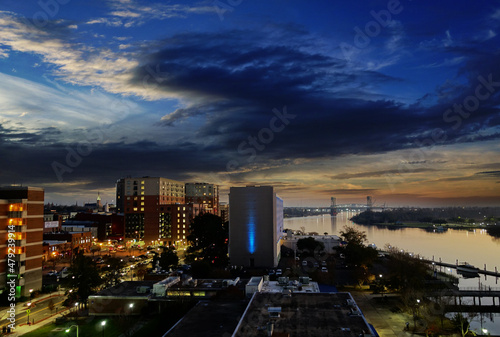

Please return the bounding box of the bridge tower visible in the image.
[330,197,337,216]
[367,196,373,210]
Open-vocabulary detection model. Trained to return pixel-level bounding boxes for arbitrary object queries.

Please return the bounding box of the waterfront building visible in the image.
[0,186,44,297]
[229,186,283,268]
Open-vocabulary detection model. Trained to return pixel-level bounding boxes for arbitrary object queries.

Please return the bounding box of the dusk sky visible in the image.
[1,0,500,207]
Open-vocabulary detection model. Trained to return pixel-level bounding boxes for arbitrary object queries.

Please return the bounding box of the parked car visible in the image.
[47,270,58,276]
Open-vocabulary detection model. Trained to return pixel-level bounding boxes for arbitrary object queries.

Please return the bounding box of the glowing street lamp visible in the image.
[101,320,106,337]
[65,325,79,337]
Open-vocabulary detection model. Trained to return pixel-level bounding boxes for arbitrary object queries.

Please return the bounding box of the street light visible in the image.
[101,320,106,337]
[65,325,79,337]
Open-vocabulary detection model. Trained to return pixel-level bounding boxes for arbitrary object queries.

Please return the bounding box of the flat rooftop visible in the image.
[233,292,373,337]
[164,300,248,337]
[261,280,320,293]
[93,281,156,297]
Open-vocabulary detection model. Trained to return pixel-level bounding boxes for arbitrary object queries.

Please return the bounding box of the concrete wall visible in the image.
[229,186,283,268]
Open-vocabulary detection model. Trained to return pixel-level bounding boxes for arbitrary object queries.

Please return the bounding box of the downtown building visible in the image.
[184,183,219,215]
[116,177,185,245]
[0,187,44,298]
[229,186,283,268]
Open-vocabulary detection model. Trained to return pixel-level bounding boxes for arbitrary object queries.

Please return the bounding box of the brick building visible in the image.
[0,186,44,297]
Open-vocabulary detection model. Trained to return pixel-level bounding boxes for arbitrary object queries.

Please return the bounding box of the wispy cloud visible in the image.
[87,0,217,28]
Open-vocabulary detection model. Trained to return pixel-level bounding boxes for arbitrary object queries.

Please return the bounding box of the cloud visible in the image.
[329,168,435,180]
[86,0,217,28]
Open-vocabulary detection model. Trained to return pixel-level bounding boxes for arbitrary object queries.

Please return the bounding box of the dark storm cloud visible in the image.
[3,22,500,199]
[129,28,500,169]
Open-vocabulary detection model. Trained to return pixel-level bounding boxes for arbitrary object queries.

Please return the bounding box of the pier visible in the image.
[422,258,500,278]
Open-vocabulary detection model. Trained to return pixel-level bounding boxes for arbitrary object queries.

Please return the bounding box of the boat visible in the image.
[457,263,479,274]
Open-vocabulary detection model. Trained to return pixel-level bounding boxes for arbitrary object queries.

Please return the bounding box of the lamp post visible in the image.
[65,325,79,337]
[101,320,106,337]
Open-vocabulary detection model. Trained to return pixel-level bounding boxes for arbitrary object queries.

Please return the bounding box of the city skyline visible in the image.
[1,1,500,207]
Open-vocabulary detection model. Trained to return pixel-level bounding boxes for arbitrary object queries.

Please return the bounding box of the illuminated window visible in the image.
[141,197,144,200]
[141,181,144,184]
[183,235,185,239]
[141,202,144,206]
[141,191,144,195]
[133,207,138,211]
[141,208,144,211]
[183,225,186,229]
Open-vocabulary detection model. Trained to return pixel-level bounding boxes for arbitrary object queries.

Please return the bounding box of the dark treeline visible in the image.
[350,207,500,225]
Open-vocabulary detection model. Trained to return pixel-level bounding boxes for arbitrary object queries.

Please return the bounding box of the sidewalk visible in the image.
[350,291,415,337]
[1,291,70,336]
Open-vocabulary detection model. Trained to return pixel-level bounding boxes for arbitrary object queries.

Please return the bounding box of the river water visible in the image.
[284,212,500,333]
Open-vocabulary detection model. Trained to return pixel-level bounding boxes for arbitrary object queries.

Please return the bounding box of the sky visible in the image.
[1,0,500,207]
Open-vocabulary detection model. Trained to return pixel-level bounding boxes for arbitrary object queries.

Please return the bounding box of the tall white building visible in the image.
[229,186,283,268]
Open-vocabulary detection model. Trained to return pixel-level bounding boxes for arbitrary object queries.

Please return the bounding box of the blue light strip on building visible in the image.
[248,212,255,254]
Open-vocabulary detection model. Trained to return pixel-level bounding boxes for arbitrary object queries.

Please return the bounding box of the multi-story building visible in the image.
[116,177,185,245]
[219,202,229,223]
[0,186,44,297]
[184,183,219,214]
[43,231,92,254]
[170,203,205,246]
[229,186,283,268]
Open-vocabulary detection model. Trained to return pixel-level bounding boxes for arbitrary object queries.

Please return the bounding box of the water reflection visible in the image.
[284,213,500,277]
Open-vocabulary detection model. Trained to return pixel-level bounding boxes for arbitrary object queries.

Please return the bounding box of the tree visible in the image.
[452,313,477,337]
[296,237,325,257]
[67,250,103,308]
[186,213,228,267]
[339,226,367,246]
[157,248,179,271]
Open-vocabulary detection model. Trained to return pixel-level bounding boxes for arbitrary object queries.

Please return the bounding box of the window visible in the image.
[133,207,138,211]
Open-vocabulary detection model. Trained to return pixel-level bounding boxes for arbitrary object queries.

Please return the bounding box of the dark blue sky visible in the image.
[1,0,499,206]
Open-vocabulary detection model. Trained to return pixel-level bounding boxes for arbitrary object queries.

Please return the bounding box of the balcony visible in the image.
[7,211,27,218]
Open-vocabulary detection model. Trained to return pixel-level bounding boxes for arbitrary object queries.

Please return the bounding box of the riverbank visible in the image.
[354,221,485,231]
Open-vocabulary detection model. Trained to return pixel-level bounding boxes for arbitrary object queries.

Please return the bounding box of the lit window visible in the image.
[141,202,144,206]
[141,181,144,184]
[141,191,144,195]
[183,225,186,229]
[141,197,144,200]
[133,207,138,211]
[183,235,185,239]
[183,230,185,234]
[141,208,144,211]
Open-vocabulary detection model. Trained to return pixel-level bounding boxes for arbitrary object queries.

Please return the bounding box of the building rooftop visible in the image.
[165,300,248,337]
[233,292,373,337]
[260,280,320,293]
[93,281,156,297]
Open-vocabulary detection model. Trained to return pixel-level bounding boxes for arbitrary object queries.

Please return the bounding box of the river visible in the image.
[284,212,500,334]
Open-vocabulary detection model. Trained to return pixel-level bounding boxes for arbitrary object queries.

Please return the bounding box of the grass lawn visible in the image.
[21,317,129,337]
